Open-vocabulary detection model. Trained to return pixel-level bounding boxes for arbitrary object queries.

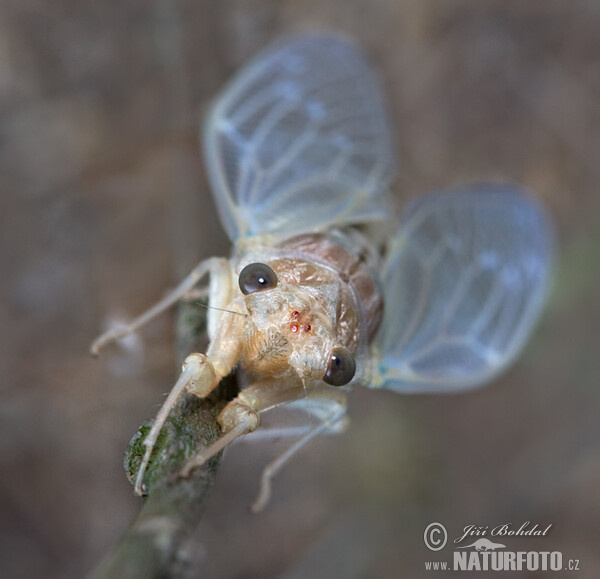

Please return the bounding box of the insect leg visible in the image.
[175,379,305,479]
[134,352,220,495]
[135,297,246,495]
[91,257,229,356]
[251,393,348,513]
[241,425,314,441]
[176,382,348,510]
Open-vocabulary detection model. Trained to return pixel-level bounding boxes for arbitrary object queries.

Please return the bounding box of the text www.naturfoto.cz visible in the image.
[425,551,564,572]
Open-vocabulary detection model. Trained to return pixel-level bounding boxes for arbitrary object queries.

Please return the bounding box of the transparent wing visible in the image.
[203,34,397,241]
[375,185,553,393]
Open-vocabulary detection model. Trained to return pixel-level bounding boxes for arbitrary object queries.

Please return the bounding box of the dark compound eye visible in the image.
[323,347,356,386]
[238,262,278,295]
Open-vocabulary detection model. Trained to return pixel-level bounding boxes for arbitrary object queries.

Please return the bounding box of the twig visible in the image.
[89,301,238,579]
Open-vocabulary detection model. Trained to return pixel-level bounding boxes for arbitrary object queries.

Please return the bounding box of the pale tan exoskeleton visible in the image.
[92,35,553,511]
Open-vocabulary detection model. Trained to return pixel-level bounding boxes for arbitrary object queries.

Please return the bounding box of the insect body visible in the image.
[92,34,553,511]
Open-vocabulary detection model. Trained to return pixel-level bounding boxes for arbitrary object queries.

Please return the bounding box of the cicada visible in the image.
[92,34,553,511]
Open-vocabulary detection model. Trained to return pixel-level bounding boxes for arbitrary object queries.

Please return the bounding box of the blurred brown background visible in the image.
[1,1,599,578]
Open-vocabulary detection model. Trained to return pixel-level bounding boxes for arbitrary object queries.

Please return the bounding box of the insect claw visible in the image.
[89,336,107,357]
[134,480,147,497]
[90,327,127,357]
[250,476,271,514]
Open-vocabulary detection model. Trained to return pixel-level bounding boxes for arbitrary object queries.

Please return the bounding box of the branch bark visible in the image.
[90,300,237,579]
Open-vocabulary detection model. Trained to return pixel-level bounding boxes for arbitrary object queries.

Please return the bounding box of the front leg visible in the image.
[90,257,230,356]
[134,297,247,495]
[176,379,307,478]
[134,353,219,494]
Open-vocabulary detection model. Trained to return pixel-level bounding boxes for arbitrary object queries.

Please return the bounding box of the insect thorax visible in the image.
[276,230,384,342]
